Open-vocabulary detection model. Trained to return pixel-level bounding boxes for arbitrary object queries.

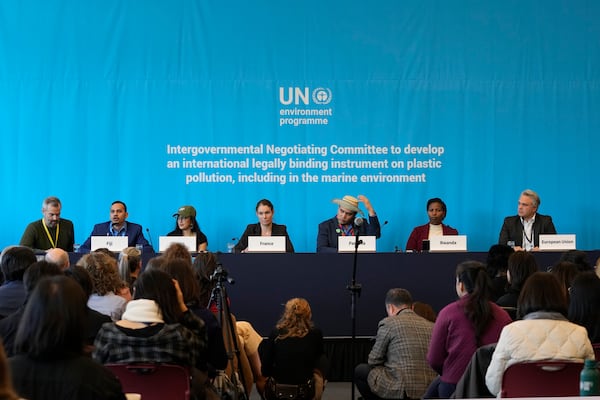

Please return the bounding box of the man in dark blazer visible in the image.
[316,194,381,253]
[79,200,152,253]
[354,288,437,400]
[498,189,556,251]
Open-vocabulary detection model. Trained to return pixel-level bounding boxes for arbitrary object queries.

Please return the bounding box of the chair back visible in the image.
[500,360,583,398]
[106,363,191,400]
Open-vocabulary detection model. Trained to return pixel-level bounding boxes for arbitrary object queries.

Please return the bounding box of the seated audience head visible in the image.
[44,248,70,270]
[568,272,600,343]
[64,265,94,300]
[559,250,592,272]
[0,246,36,282]
[133,269,182,324]
[332,195,362,225]
[77,252,122,296]
[276,298,314,339]
[506,251,538,290]
[455,261,493,345]
[550,261,580,298]
[163,242,192,266]
[384,288,413,316]
[192,252,219,307]
[160,259,201,307]
[23,260,63,297]
[117,246,142,284]
[412,301,437,322]
[426,197,447,225]
[486,244,514,278]
[15,276,87,359]
[517,272,567,319]
[145,255,166,271]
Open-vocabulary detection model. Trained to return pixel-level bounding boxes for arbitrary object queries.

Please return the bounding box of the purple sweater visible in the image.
[427,296,511,384]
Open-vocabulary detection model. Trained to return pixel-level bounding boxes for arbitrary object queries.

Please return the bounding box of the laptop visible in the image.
[337,236,377,253]
[159,236,197,252]
[247,236,286,253]
[90,236,128,252]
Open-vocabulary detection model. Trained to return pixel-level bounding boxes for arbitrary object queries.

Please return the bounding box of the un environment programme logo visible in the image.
[278,87,334,127]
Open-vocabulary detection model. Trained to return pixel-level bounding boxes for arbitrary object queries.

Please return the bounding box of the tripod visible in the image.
[208,265,249,400]
[346,225,363,400]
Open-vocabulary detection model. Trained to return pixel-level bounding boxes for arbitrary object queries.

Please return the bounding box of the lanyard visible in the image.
[41,219,59,248]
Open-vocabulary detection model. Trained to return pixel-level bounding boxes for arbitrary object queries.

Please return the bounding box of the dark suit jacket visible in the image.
[498,214,556,247]
[234,223,294,253]
[405,223,459,252]
[317,216,381,253]
[79,221,152,253]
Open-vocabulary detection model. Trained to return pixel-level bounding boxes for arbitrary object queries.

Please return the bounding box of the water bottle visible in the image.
[580,359,599,396]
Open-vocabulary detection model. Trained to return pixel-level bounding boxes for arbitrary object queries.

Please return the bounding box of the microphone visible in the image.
[145,228,154,250]
[354,217,364,227]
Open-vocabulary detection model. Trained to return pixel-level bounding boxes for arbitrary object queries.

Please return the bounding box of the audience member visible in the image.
[355,289,436,400]
[145,255,167,272]
[317,195,381,253]
[568,271,600,343]
[559,249,592,272]
[79,200,152,253]
[550,261,580,299]
[235,199,295,253]
[496,251,538,319]
[64,265,112,352]
[259,298,327,400]
[167,205,208,252]
[485,244,514,301]
[163,242,193,266]
[425,261,511,398]
[411,301,437,323]
[0,341,19,400]
[498,189,556,251]
[44,247,70,270]
[117,247,142,290]
[0,260,62,357]
[0,247,36,318]
[485,272,594,396]
[19,196,75,252]
[93,269,208,399]
[10,276,125,400]
[405,198,458,252]
[77,252,128,321]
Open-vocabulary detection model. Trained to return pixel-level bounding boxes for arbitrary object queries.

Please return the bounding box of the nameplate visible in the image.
[429,235,467,252]
[338,236,377,253]
[90,236,128,252]
[539,234,576,251]
[247,236,286,253]
[159,236,196,252]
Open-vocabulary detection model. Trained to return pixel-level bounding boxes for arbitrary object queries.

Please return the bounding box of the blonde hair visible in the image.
[118,247,142,283]
[76,252,122,295]
[276,298,313,340]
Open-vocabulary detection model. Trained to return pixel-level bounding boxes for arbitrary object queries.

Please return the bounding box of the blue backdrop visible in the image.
[1,0,598,252]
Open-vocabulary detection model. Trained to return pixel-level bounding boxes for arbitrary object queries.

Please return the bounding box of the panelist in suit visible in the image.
[234,199,295,253]
[317,194,381,253]
[20,196,75,252]
[498,189,556,251]
[405,198,458,252]
[79,200,152,253]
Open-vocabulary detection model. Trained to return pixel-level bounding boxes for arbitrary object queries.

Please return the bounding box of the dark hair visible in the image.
[426,197,447,212]
[456,261,492,346]
[486,244,514,278]
[145,255,167,272]
[385,288,413,307]
[23,261,63,295]
[412,302,437,322]
[172,216,203,235]
[550,261,580,298]
[64,265,94,300]
[517,272,567,319]
[133,269,182,324]
[559,250,592,272]
[256,199,274,212]
[0,340,19,400]
[160,259,202,308]
[192,252,219,307]
[507,251,538,291]
[15,276,87,359]
[568,272,600,342]
[0,247,36,281]
[111,200,127,212]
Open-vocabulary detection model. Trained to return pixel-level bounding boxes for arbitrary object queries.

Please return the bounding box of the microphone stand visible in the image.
[347,220,363,400]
